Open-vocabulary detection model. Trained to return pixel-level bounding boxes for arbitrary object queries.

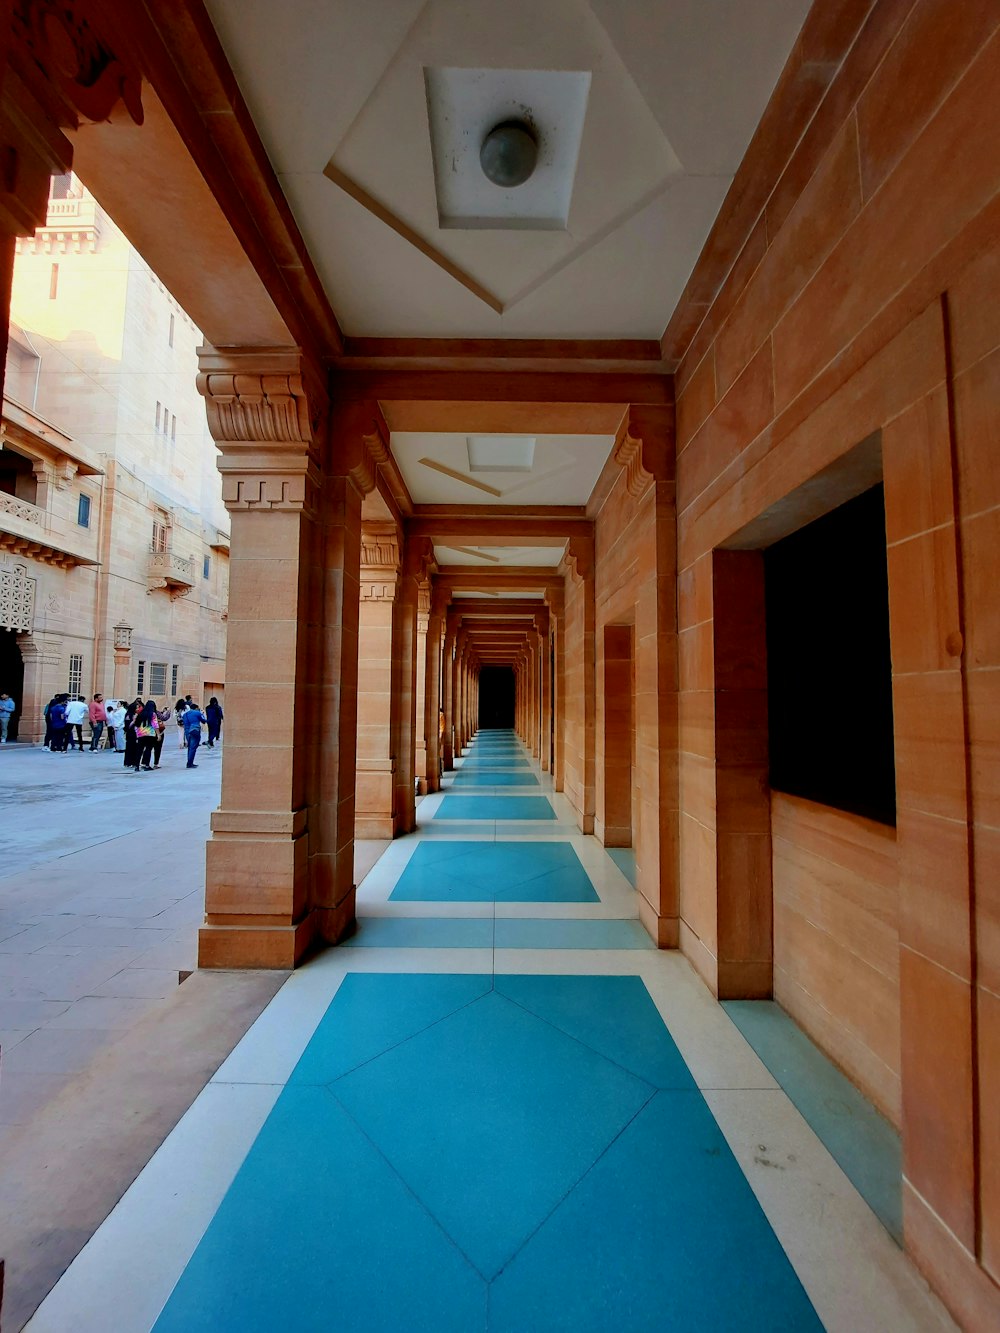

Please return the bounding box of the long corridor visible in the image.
[29,732,951,1332]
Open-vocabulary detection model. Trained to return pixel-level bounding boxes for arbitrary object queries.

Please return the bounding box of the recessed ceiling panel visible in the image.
[435,545,566,567]
[425,67,590,230]
[467,436,535,473]
[394,432,613,505]
[206,0,812,338]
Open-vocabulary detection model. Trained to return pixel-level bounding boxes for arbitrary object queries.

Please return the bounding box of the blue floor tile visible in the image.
[724,999,903,1242]
[158,975,820,1333]
[490,1091,822,1332]
[341,917,493,948]
[153,1086,487,1332]
[494,918,654,949]
[495,975,694,1088]
[291,973,491,1084]
[334,990,654,1279]
[451,770,540,787]
[435,796,556,821]
[606,845,637,887]
[391,842,598,903]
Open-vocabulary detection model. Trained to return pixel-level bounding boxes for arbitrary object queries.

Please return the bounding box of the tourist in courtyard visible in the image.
[105,699,126,751]
[133,700,160,771]
[153,701,172,767]
[174,697,188,749]
[182,700,207,768]
[88,694,106,750]
[49,694,69,753]
[0,692,15,743]
[205,696,223,747]
[122,697,142,770]
[42,696,56,749]
[65,694,88,751]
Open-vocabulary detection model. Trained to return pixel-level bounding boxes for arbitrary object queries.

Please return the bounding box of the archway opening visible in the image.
[479,666,515,729]
[0,630,25,741]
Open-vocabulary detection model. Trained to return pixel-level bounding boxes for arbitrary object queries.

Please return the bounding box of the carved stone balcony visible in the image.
[0,492,97,570]
[147,549,196,597]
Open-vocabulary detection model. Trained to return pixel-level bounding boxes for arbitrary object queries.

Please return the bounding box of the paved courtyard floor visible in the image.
[0,741,385,1152]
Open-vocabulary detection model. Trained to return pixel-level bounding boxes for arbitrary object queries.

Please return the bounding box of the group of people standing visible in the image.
[40,693,223,770]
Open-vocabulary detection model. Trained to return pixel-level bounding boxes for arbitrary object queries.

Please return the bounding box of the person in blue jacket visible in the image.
[49,695,69,753]
[183,701,207,768]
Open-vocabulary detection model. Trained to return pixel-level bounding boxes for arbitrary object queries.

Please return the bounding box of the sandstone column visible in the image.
[547,584,566,791]
[415,583,430,793]
[424,586,447,790]
[442,609,457,769]
[197,348,327,967]
[537,611,552,772]
[356,521,400,838]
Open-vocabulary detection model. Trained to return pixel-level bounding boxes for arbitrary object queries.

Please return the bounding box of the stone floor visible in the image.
[23,731,956,1333]
[0,738,388,1330]
[0,741,387,1154]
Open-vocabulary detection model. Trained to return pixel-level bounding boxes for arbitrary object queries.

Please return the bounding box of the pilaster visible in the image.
[356,520,401,839]
[197,346,327,968]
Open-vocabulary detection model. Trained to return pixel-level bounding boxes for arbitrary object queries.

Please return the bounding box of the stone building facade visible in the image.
[0,179,228,740]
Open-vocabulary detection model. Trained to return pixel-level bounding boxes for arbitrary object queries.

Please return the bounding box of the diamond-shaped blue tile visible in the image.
[490,1092,822,1331]
[495,975,695,1088]
[391,842,598,902]
[291,973,491,1084]
[153,1087,486,1332]
[332,991,653,1278]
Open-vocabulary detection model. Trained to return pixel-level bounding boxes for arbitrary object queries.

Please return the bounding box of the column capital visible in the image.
[544,583,565,617]
[197,346,326,514]
[403,533,436,583]
[360,519,400,601]
[612,404,674,497]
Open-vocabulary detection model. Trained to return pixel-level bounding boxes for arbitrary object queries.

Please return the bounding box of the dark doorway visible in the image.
[0,630,25,741]
[479,666,515,729]
[764,483,896,826]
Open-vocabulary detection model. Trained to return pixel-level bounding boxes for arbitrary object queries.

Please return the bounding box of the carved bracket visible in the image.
[565,534,595,583]
[612,405,674,498]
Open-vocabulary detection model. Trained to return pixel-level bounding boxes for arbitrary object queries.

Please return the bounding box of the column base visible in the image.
[198,914,317,969]
[637,895,679,948]
[355,815,398,839]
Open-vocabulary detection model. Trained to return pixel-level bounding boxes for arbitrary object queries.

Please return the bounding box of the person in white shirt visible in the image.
[64,695,89,751]
[105,700,127,751]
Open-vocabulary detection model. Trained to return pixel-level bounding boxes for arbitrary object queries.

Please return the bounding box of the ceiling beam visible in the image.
[411,515,589,542]
[333,369,671,407]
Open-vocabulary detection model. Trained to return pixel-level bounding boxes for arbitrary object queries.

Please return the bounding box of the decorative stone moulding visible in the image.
[12,0,144,127]
[0,559,36,632]
[197,348,327,516]
[565,533,595,582]
[612,406,674,497]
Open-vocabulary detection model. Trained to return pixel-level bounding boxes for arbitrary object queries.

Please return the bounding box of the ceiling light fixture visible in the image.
[480,119,538,188]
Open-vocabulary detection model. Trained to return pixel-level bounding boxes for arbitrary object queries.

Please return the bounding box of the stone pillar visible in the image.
[310,401,391,940]
[441,611,456,770]
[424,586,447,790]
[197,348,328,968]
[112,644,132,701]
[455,631,467,753]
[547,585,566,791]
[568,535,597,834]
[394,536,432,832]
[537,612,552,772]
[415,583,430,794]
[356,521,400,839]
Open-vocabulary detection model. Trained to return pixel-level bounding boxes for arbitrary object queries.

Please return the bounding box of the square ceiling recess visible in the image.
[424,66,590,230]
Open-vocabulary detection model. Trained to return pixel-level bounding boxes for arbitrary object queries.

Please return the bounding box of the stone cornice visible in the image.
[612,405,674,498]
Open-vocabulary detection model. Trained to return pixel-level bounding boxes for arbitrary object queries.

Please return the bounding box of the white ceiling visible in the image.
[434,545,566,567]
[453,589,545,599]
[204,0,812,338]
[393,431,614,505]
